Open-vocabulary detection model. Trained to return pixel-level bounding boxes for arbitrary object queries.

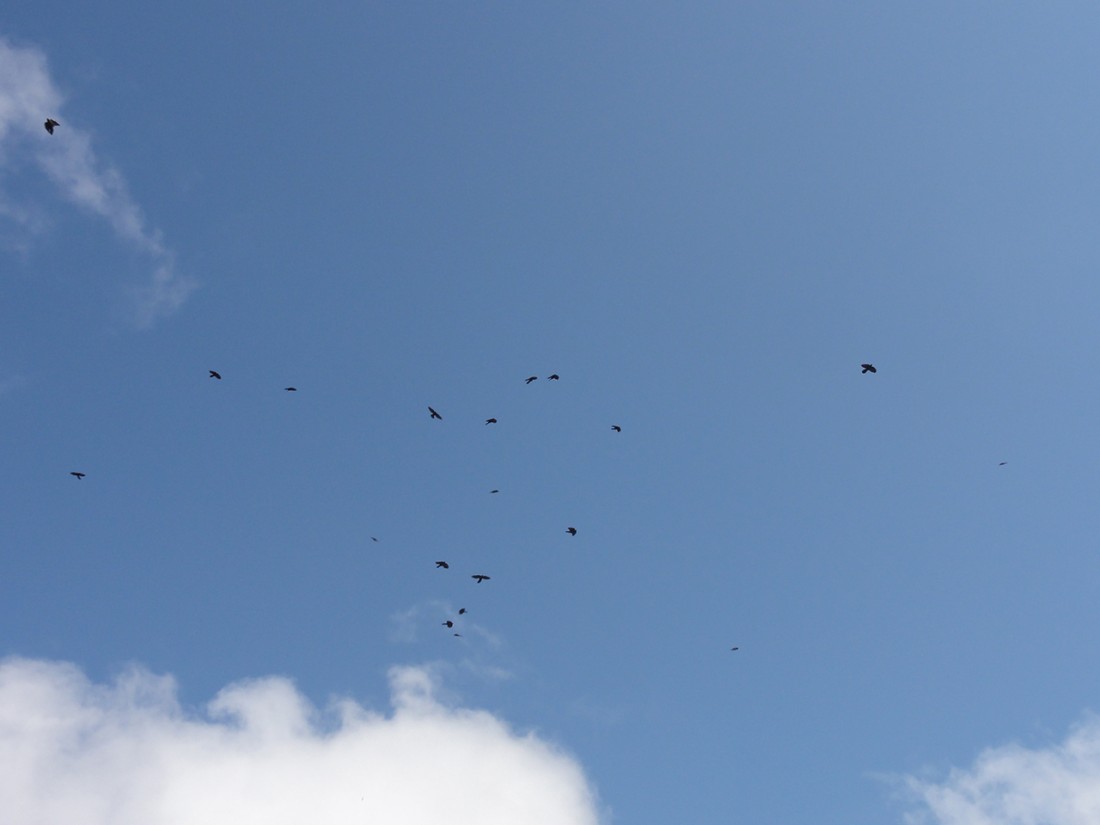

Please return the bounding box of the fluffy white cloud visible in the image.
[0,35,195,325]
[901,715,1100,825]
[0,657,603,825]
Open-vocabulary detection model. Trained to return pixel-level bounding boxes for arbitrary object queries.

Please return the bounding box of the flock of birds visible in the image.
[62,359,888,649]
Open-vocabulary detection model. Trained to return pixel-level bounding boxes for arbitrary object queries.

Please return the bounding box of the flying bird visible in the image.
[730,647,740,652]
[490,489,499,494]
[428,406,442,420]
[285,387,297,392]
[453,633,462,637]
[471,574,491,583]
[548,374,560,380]
[525,376,537,384]
[209,370,222,379]
[458,608,467,615]
[70,471,85,480]
[611,425,622,432]
[371,537,379,542]
[44,118,59,134]
[566,527,577,536]
[435,561,449,569]
[861,363,877,374]
[485,418,497,425]
[443,620,454,628]
[999,461,1007,466]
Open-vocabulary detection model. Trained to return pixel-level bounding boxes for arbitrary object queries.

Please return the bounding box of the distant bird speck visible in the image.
[209,370,222,380]
[458,608,467,615]
[611,425,622,432]
[371,537,379,542]
[453,633,462,637]
[730,647,740,652]
[485,418,497,425]
[525,376,537,384]
[70,471,85,480]
[285,387,297,392]
[861,363,877,374]
[566,527,577,536]
[490,489,499,494]
[443,620,454,628]
[435,561,449,569]
[428,406,442,420]
[999,461,1007,466]
[472,574,491,583]
[548,374,560,380]
[44,118,58,134]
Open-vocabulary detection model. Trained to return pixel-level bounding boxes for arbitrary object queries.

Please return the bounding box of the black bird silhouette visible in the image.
[458,608,467,615]
[428,406,442,420]
[371,537,379,542]
[730,647,740,652]
[566,527,577,536]
[471,574,490,583]
[490,489,499,494]
[525,376,537,384]
[209,370,222,379]
[285,387,297,392]
[70,471,85,480]
[861,363,877,374]
[999,461,1007,466]
[435,561,449,569]
[44,118,58,134]
[548,374,559,380]
[453,633,462,637]
[611,425,622,432]
[443,620,454,628]
[485,418,497,425]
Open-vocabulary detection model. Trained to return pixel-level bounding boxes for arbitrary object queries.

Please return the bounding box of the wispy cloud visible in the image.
[899,714,1100,824]
[0,656,603,825]
[0,35,195,326]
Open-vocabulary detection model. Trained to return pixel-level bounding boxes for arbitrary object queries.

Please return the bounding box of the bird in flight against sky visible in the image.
[428,406,442,420]
[284,387,297,391]
[435,561,449,569]
[44,118,58,134]
[730,647,740,652]
[371,536,379,542]
[548,374,559,380]
[69,471,85,480]
[442,620,454,628]
[490,489,499,494]
[611,425,622,432]
[458,608,467,615]
[209,370,221,379]
[999,461,1007,466]
[471,574,491,583]
[566,527,577,536]
[525,376,537,384]
[861,363,876,374]
[485,418,497,425]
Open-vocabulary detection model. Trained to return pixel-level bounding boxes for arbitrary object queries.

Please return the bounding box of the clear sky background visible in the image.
[2,4,1100,824]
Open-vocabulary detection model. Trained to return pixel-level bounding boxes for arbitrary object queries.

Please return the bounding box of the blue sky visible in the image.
[3,4,1100,823]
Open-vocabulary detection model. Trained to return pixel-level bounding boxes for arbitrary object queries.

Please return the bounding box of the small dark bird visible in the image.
[285,387,297,392]
[548,374,559,380]
[999,461,1007,466]
[458,608,467,615]
[44,118,59,134]
[861,363,877,374]
[435,561,449,569]
[371,537,379,542]
[730,647,740,652]
[525,376,537,384]
[485,418,497,425]
[70,471,85,480]
[471,574,491,583]
[209,370,222,379]
[443,620,454,628]
[490,489,499,494]
[453,633,462,637]
[611,425,622,432]
[428,406,442,420]
[566,527,577,536]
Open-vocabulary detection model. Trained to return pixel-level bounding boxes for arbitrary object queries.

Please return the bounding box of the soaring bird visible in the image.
[999,461,1007,466]
[70,471,85,480]
[458,608,467,615]
[209,370,222,379]
[525,376,537,384]
[730,647,740,652]
[490,489,499,494]
[485,418,497,425]
[44,118,59,134]
[285,387,297,392]
[566,527,577,536]
[428,406,442,420]
[435,561,449,569]
[371,537,379,542]
[611,425,622,432]
[471,574,491,583]
[861,363,877,374]
[548,374,560,380]
[443,620,454,628]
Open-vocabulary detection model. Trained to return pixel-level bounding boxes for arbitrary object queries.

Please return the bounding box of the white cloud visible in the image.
[0,35,195,325]
[900,714,1100,825]
[0,657,603,825]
